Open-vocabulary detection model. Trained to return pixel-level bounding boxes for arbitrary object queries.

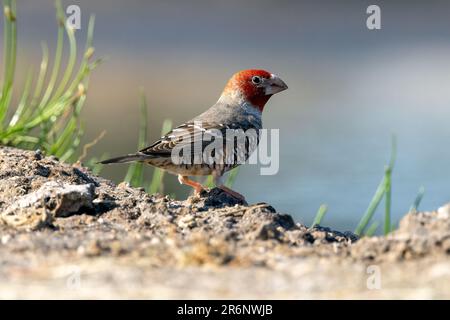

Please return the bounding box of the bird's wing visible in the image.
[139,122,228,157]
[140,119,260,169]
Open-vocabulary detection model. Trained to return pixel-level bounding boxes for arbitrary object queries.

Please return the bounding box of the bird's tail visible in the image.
[98,153,150,164]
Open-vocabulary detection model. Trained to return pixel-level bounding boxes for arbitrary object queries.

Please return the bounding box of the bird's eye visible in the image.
[251,76,262,84]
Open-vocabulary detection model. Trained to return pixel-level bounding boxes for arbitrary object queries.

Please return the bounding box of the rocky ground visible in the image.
[0,146,449,299]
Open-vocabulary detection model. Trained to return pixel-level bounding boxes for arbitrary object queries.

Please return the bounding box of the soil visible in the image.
[0,146,449,299]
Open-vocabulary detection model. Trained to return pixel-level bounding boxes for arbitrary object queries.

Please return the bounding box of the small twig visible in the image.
[77,130,106,163]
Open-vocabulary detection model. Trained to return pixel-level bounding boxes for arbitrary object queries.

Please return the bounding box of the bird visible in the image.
[99,69,288,201]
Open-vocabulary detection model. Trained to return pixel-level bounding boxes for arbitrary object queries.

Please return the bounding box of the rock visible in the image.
[351,210,450,261]
[1,181,94,230]
[437,203,450,219]
[196,187,248,207]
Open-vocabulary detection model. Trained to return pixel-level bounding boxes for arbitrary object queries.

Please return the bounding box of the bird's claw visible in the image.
[194,186,210,197]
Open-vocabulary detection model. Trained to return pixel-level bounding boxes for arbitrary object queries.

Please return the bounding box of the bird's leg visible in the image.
[178,175,206,196]
[213,173,247,202]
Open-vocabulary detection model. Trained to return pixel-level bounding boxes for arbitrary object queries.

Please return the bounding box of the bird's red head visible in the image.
[221,69,288,111]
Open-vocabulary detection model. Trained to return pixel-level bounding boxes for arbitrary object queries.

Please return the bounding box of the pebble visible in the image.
[34,149,43,160]
[437,204,450,219]
[1,235,11,244]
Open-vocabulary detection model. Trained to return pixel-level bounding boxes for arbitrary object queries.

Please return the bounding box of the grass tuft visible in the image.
[0,0,101,162]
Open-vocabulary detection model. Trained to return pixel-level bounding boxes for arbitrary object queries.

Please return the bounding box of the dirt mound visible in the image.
[0,146,449,299]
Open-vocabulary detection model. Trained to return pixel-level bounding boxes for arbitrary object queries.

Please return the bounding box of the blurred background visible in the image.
[8,0,450,230]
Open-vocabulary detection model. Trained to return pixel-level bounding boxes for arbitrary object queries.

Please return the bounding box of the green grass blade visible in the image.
[137,93,148,149]
[149,168,164,194]
[312,204,328,227]
[364,221,379,237]
[354,175,386,236]
[124,163,138,185]
[1,1,12,88]
[131,92,150,186]
[59,125,83,161]
[52,115,78,156]
[355,136,397,236]
[383,167,392,235]
[225,167,240,188]
[37,6,64,110]
[384,135,396,235]
[50,23,77,103]
[66,15,96,95]
[10,135,40,145]
[30,43,49,107]
[204,175,214,189]
[409,186,425,213]
[9,69,33,127]
[125,92,148,185]
[388,135,397,169]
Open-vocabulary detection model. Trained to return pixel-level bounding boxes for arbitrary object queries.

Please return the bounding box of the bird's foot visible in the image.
[178,175,208,196]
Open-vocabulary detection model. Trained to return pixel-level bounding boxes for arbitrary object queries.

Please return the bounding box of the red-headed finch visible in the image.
[100,69,288,201]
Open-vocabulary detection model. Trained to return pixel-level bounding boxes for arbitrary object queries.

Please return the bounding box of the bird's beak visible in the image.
[265,74,288,95]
